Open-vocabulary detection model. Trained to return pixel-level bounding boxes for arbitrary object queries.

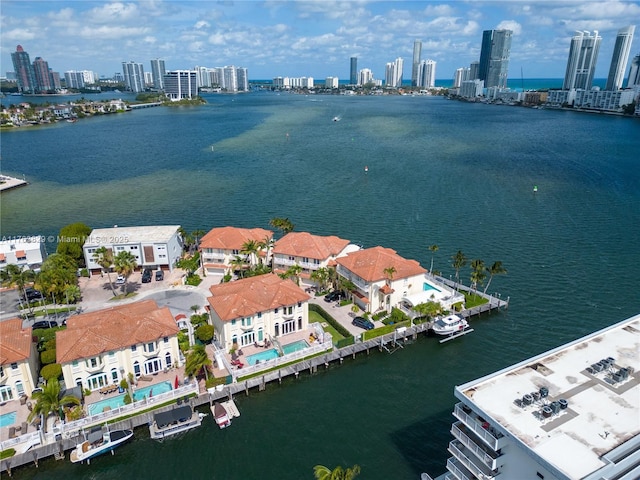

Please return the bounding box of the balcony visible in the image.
[453,403,507,450]
[448,440,499,480]
[85,361,105,374]
[451,421,501,470]
[275,258,318,270]
[446,457,474,480]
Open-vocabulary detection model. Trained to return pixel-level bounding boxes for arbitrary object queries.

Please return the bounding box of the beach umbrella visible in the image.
[174,375,179,389]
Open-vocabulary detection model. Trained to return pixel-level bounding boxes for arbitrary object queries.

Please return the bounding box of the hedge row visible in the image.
[309,303,352,338]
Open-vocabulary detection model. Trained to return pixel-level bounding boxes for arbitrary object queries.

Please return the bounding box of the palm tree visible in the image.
[483,261,507,294]
[113,250,138,293]
[269,217,294,237]
[470,259,486,295]
[27,379,80,431]
[257,235,275,267]
[184,344,211,381]
[241,239,260,267]
[313,464,361,480]
[230,255,247,278]
[310,267,330,291]
[2,264,36,313]
[93,246,116,296]
[451,250,467,290]
[428,244,439,274]
[191,229,206,249]
[413,300,444,320]
[284,264,303,286]
[383,266,396,286]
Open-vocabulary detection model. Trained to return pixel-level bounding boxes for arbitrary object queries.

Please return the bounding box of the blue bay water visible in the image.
[1,92,639,479]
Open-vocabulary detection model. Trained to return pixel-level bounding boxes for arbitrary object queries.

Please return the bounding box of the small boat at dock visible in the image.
[70,426,133,464]
[211,399,240,429]
[149,404,206,440]
[432,314,469,336]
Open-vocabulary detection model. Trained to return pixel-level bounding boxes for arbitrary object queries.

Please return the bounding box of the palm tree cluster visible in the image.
[313,464,361,480]
[449,250,507,295]
[27,379,80,431]
[92,246,138,296]
[269,217,294,237]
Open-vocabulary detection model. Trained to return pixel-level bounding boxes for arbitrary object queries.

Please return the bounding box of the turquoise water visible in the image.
[283,339,309,354]
[87,381,172,416]
[423,282,441,292]
[0,411,16,428]
[2,93,638,479]
[246,340,310,365]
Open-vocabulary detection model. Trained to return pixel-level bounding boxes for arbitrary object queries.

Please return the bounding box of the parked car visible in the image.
[22,287,43,301]
[155,270,164,281]
[141,269,152,283]
[324,290,344,302]
[115,275,126,285]
[32,320,58,330]
[352,316,374,330]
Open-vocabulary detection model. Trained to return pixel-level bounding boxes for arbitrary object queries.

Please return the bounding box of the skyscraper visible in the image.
[627,53,640,88]
[350,57,358,85]
[417,60,436,88]
[411,40,422,87]
[563,31,602,90]
[164,70,197,100]
[385,57,404,88]
[606,25,635,91]
[11,45,36,93]
[150,59,166,90]
[122,61,145,92]
[32,57,54,92]
[478,30,512,89]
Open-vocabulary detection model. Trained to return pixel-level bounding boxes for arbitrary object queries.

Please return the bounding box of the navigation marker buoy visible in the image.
[533,185,538,193]
[364,166,369,173]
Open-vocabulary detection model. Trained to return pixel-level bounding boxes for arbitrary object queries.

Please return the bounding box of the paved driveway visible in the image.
[308,295,384,337]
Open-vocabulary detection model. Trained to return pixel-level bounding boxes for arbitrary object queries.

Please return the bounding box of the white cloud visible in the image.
[2,28,37,42]
[79,25,150,40]
[497,20,522,35]
[86,2,141,24]
[195,20,210,30]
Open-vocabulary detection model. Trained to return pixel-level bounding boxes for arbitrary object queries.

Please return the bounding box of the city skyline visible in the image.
[2,1,640,81]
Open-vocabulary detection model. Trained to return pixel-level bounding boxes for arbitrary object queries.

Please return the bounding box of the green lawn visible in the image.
[309,310,345,342]
[464,292,489,308]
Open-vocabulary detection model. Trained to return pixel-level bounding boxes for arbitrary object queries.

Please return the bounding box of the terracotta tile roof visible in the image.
[207,273,310,322]
[336,246,426,282]
[199,226,273,250]
[379,284,395,295]
[15,250,26,258]
[273,232,350,260]
[0,318,32,365]
[0,253,5,261]
[56,300,179,363]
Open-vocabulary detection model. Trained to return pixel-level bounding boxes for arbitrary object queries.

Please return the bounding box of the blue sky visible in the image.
[2,1,640,81]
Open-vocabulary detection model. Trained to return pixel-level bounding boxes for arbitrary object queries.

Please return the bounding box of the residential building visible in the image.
[478,29,512,89]
[469,60,480,80]
[417,59,436,88]
[83,225,183,275]
[56,300,181,391]
[606,26,636,91]
[164,70,197,100]
[207,274,310,350]
[335,246,427,314]
[563,31,602,90]
[358,68,374,86]
[435,313,640,480]
[0,318,39,401]
[627,53,640,87]
[454,67,471,88]
[0,236,47,272]
[236,67,249,91]
[350,57,358,85]
[272,232,358,286]
[412,40,422,87]
[222,65,239,92]
[11,45,36,93]
[150,58,166,90]
[199,226,273,276]
[144,71,153,86]
[64,70,96,89]
[122,61,145,93]
[385,57,404,88]
[546,88,635,112]
[32,57,54,92]
[325,76,339,89]
[460,79,484,98]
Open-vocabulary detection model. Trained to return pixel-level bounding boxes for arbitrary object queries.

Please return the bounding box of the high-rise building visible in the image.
[350,57,358,85]
[411,40,422,87]
[469,61,480,80]
[358,68,374,86]
[431,313,640,480]
[236,67,249,91]
[606,25,635,91]
[478,30,512,89]
[563,31,602,90]
[121,61,145,92]
[150,58,166,90]
[32,57,54,92]
[627,53,640,87]
[454,67,471,88]
[417,59,436,88]
[11,45,36,93]
[223,65,238,92]
[163,70,197,100]
[385,57,404,88]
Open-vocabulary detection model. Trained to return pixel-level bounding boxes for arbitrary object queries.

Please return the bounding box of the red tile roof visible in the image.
[207,273,310,322]
[199,226,273,250]
[15,250,26,258]
[56,300,179,363]
[273,232,350,260]
[335,246,426,282]
[0,318,32,365]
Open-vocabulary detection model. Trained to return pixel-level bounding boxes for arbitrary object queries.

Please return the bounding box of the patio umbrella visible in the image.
[174,375,179,389]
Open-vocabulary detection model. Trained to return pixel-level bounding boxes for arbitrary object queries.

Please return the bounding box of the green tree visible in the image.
[470,259,486,295]
[451,250,467,290]
[284,264,303,286]
[1,264,36,312]
[269,217,294,237]
[27,378,80,430]
[483,261,507,294]
[257,235,275,266]
[56,222,92,266]
[192,229,206,249]
[428,244,439,274]
[93,246,116,296]
[413,300,444,320]
[195,323,214,343]
[241,239,260,267]
[230,255,247,278]
[313,464,361,480]
[310,267,330,291]
[176,252,200,276]
[113,250,138,293]
[184,344,211,381]
[383,266,396,285]
[36,254,78,304]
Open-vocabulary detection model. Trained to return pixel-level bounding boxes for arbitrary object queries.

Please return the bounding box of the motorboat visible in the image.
[432,314,469,336]
[213,402,232,429]
[149,404,206,440]
[70,426,133,463]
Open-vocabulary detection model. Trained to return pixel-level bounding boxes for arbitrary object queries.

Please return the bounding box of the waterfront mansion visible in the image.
[206,274,311,351]
[199,226,273,276]
[56,300,181,392]
[0,318,39,402]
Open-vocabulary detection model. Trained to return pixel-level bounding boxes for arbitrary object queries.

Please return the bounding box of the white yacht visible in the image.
[432,314,469,336]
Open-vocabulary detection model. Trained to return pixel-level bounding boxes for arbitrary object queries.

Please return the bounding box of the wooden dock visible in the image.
[0,175,28,192]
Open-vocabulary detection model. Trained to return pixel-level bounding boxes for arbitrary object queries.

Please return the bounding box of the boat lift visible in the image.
[439,327,474,344]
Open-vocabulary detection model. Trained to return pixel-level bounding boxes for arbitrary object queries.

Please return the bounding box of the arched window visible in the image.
[133,361,140,377]
[165,352,172,368]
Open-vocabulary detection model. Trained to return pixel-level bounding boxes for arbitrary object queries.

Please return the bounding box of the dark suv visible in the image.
[32,320,58,330]
[22,287,43,302]
[142,268,152,283]
[352,316,374,330]
[324,290,344,302]
[155,270,164,281]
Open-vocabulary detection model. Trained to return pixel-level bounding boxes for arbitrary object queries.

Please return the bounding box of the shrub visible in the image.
[190,313,208,326]
[185,274,202,286]
[205,376,226,389]
[309,303,351,338]
[195,324,214,343]
[178,331,190,353]
[40,349,57,365]
[40,363,62,381]
[120,378,128,390]
[0,448,16,460]
[123,393,132,404]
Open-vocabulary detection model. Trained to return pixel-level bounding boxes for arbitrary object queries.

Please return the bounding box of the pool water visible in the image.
[246,340,309,366]
[0,411,16,427]
[423,282,441,292]
[87,381,172,416]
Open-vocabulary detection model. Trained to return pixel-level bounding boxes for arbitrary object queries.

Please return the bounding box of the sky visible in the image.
[2,0,640,81]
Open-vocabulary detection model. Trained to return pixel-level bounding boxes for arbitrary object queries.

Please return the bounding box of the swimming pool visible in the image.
[246,340,309,366]
[87,381,172,416]
[0,411,16,427]
[423,282,441,292]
